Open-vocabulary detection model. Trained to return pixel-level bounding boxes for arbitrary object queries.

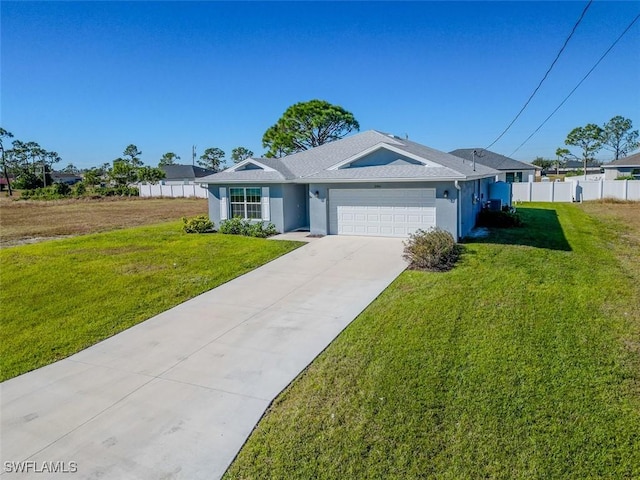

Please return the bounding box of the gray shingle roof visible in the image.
[162,164,216,180]
[603,152,640,167]
[199,130,499,184]
[449,149,539,171]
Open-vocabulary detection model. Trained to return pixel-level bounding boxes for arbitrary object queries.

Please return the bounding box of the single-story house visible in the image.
[602,152,640,180]
[449,149,539,183]
[556,160,602,175]
[160,164,216,185]
[50,172,83,185]
[198,130,500,240]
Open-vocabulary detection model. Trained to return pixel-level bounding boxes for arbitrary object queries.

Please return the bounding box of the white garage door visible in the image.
[329,188,436,237]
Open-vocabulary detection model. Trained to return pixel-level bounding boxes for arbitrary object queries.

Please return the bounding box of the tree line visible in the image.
[532,115,638,173]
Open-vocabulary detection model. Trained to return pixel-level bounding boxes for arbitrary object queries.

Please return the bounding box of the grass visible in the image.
[0,196,208,247]
[224,203,640,479]
[0,224,301,381]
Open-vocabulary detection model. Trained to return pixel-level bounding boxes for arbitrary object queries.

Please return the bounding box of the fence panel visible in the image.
[137,183,208,198]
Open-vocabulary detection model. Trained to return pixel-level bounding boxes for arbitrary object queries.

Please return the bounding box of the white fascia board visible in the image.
[293,176,466,184]
[226,159,276,172]
[198,179,286,185]
[326,143,438,170]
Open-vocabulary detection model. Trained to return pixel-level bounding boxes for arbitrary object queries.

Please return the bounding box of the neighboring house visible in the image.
[602,152,640,180]
[557,160,602,175]
[449,149,539,183]
[159,164,216,185]
[198,130,500,239]
[50,172,83,185]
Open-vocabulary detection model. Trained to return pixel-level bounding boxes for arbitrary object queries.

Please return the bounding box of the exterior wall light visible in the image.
[443,190,449,199]
[314,190,320,198]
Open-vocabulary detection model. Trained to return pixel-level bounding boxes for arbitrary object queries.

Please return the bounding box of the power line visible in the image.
[483,0,593,152]
[509,11,640,157]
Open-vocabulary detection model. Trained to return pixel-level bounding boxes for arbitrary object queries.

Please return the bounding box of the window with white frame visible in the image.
[229,187,262,219]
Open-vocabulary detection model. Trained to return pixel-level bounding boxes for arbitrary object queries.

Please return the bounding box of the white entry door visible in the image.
[329,188,436,237]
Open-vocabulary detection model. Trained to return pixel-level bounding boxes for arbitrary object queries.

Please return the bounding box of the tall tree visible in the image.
[564,124,604,179]
[0,128,14,195]
[602,116,639,161]
[231,147,254,163]
[555,147,572,174]
[262,99,360,158]
[61,163,80,174]
[123,144,143,167]
[159,152,180,167]
[198,147,225,171]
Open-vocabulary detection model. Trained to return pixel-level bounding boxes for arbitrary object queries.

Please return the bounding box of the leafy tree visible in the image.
[262,99,360,158]
[123,144,143,167]
[531,157,552,170]
[231,147,254,163]
[61,163,80,174]
[137,166,166,184]
[0,128,14,195]
[555,147,572,174]
[198,147,225,171]
[159,152,180,167]
[602,116,639,161]
[82,168,101,186]
[109,159,138,185]
[564,124,604,177]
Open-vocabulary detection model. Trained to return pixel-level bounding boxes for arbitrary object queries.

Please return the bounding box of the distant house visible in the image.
[602,152,640,180]
[557,160,602,175]
[159,165,216,185]
[449,149,539,183]
[50,172,83,185]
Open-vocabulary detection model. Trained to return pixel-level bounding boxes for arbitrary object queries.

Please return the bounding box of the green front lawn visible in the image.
[0,223,301,381]
[224,203,640,479]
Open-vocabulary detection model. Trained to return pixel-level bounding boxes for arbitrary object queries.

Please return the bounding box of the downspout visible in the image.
[454,180,462,241]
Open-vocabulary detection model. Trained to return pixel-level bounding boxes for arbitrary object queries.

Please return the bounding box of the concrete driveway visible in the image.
[1,235,406,479]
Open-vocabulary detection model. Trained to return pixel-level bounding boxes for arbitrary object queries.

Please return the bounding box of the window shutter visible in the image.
[261,187,270,221]
[220,187,228,220]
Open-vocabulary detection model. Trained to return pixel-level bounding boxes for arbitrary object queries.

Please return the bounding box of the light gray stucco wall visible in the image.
[206,184,286,233]
[282,184,308,231]
[457,177,494,239]
[309,182,460,238]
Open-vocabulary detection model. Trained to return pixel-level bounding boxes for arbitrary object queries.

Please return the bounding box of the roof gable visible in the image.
[328,143,437,170]
[227,159,276,172]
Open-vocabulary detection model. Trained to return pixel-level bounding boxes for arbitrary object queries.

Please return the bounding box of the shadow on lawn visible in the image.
[469,208,572,251]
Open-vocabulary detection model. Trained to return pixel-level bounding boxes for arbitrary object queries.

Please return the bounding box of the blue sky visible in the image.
[2,1,639,169]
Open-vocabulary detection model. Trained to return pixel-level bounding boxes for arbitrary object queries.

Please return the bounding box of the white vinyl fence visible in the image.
[512,180,639,202]
[138,183,208,199]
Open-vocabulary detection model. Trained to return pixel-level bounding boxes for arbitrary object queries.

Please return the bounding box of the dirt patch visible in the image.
[0,197,207,247]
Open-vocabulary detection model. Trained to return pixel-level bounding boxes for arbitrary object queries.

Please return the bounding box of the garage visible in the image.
[329,188,436,237]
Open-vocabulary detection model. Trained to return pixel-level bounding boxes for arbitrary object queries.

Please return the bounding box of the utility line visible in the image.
[483,0,593,152]
[509,11,640,157]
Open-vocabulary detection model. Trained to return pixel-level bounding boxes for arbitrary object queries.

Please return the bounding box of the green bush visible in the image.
[52,182,71,196]
[615,175,635,180]
[182,215,215,233]
[402,227,461,272]
[477,210,523,228]
[20,186,67,201]
[219,217,278,238]
[218,216,246,235]
[72,181,87,197]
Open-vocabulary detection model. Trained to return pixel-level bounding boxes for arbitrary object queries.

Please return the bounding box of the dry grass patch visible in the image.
[0,197,207,246]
